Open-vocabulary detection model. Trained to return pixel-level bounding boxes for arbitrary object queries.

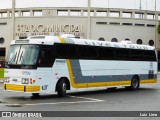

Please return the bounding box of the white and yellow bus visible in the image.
[4,35,157,97]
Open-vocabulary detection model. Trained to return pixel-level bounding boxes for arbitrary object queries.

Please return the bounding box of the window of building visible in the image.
[148,40,154,46]
[15,11,19,17]
[110,11,119,17]
[58,10,68,16]
[22,11,30,17]
[135,13,144,19]
[96,22,107,25]
[135,23,145,26]
[147,24,155,27]
[122,12,131,18]
[147,14,154,20]
[70,10,81,16]
[33,10,42,16]
[137,39,143,44]
[109,22,120,25]
[0,22,7,25]
[122,23,132,26]
[97,11,107,17]
[0,37,4,44]
[98,37,105,41]
[125,38,130,41]
[1,12,7,17]
[111,38,118,42]
[0,48,5,57]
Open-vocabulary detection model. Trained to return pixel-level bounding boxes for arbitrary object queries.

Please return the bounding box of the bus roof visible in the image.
[11,35,155,51]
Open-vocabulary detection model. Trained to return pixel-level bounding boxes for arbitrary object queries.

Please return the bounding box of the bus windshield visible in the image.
[7,45,39,65]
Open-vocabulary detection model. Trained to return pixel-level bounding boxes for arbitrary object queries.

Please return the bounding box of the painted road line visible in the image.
[0,95,105,106]
[1,100,103,106]
[68,95,104,102]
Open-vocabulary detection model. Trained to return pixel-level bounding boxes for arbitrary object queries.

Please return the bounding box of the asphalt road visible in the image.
[0,74,160,120]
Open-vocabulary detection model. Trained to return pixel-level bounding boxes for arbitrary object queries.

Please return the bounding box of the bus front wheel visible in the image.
[57,80,67,97]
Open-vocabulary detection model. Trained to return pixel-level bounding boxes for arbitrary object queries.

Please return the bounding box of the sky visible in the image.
[0,0,159,11]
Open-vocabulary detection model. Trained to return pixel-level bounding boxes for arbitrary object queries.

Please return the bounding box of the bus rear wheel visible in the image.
[57,80,67,97]
[131,76,139,90]
[125,76,139,90]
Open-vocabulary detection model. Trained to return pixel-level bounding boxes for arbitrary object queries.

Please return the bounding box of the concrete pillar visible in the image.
[12,0,16,40]
[18,11,21,17]
[119,10,122,18]
[68,10,70,16]
[30,10,33,16]
[87,0,91,39]
[144,12,147,19]
[94,10,96,17]
[132,12,135,19]
[155,13,158,20]
[81,10,83,16]
[107,10,110,17]
[7,11,10,18]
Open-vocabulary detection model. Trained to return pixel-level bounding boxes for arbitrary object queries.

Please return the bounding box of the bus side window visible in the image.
[39,49,54,67]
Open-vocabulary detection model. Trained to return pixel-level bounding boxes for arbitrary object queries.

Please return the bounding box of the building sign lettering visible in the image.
[16,24,84,38]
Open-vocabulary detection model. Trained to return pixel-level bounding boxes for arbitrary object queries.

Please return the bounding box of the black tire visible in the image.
[32,93,39,98]
[125,76,139,90]
[57,80,67,97]
[130,76,139,90]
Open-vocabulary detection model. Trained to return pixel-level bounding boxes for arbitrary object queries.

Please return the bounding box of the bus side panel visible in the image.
[67,60,157,89]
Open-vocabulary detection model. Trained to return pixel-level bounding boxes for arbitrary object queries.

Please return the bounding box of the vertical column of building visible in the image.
[12,0,16,40]
[87,0,91,39]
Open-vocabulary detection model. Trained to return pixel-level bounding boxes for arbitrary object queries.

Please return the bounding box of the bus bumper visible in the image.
[4,84,40,92]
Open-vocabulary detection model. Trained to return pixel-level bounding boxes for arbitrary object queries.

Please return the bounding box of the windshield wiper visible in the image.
[8,52,17,64]
[19,51,25,64]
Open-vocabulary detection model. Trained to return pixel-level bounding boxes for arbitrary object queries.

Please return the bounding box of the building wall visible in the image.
[0,7,160,58]
[91,17,156,45]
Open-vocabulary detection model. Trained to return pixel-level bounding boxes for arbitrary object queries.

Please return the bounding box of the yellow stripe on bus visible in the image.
[59,37,65,43]
[140,79,157,84]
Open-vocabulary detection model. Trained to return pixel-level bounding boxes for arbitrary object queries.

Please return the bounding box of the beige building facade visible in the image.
[0,7,160,59]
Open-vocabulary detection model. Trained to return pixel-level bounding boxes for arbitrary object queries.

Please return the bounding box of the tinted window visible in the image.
[144,50,156,61]
[116,48,130,60]
[55,44,78,58]
[98,47,115,59]
[79,46,97,59]
[130,50,144,61]
[39,49,54,67]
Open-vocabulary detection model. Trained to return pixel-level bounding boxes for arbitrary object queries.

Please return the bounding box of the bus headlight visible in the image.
[22,78,29,84]
[4,77,10,83]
